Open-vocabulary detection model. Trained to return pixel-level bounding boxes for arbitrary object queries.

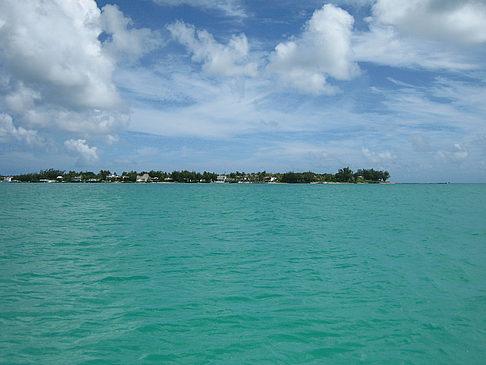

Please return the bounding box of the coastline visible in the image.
[1,180,395,185]
[2,167,391,184]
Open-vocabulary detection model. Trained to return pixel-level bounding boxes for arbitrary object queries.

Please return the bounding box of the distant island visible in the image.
[2,167,390,184]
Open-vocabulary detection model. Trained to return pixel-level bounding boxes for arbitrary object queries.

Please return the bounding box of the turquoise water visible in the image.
[1,183,486,364]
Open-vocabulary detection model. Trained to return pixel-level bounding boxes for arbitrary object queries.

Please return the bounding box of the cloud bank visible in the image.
[0,0,160,164]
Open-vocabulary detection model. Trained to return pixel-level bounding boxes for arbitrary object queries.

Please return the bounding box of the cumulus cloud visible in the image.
[268,4,358,94]
[100,4,161,63]
[4,83,41,114]
[167,21,257,77]
[0,0,159,149]
[0,0,120,111]
[372,0,486,44]
[0,113,47,148]
[353,0,486,70]
[64,139,99,165]
[153,0,245,17]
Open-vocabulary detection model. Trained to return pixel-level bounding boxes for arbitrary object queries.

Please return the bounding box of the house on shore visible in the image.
[136,173,151,183]
[107,173,119,182]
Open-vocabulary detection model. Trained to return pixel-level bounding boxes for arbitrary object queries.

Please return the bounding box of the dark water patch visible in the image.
[99,275,150,283]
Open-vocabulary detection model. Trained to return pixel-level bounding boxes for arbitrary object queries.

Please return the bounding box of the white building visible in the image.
[216,175,226,183]
[136,173,151,183]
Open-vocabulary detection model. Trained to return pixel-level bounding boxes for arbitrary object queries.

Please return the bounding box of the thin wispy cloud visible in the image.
[152,0,246,17]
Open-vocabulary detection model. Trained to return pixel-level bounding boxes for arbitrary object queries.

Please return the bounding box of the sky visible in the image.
[1,0,485,182]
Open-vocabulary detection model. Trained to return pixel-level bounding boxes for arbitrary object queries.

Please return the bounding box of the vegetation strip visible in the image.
[4,167,390,184]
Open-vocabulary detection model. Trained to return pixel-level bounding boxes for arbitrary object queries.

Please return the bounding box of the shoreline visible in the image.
[1,180,397,185]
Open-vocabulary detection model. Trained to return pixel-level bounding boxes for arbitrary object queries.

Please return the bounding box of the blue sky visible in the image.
[1,0,485,182]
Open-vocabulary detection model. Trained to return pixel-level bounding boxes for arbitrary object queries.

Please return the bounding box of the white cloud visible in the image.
[105,134,119,145]
[430,77,486,114]
[64,139,99,165]
[152,0,245,17]
[353,0,486,70]
[4,83,41,113]
[352,24,476,70]
[409,135,472,164]
[372,0,486,44]
[0,0,158,145]
[331,0,374,7]
[129,99,287,139]
[120,68,329,138]
[268,4,358,94]
[452,143,468,160]
[0,0,120,111]
[100,4,161,63]
[256,141,329,160]
[376,77,486,134]
[0,113,47,148]
[362,147,395,163]
[19,108,129,135]
[410,135,434,153]
[437,143,468,161]
[167,21,257,77]
[248,138,398,173]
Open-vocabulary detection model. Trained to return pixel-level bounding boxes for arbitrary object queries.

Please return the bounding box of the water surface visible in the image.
[1,183,485,363]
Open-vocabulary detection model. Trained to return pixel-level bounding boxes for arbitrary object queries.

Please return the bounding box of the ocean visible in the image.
[1,183,485,364]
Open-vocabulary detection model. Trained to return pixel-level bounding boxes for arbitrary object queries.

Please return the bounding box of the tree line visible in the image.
[10,169,218,183]
[279,168,389,183]
[6,167,390,183]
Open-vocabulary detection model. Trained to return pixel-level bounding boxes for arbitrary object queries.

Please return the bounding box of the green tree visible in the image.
[62,170,78,182]
[201,171,216,183]
[335,167,354,182]
[125,171,137,182]
[39,169,65,180]
[97,170,111,181]
[302,171,316,183]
